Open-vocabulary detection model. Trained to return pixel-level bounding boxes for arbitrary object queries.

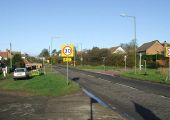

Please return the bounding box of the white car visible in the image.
[13,68,30,80]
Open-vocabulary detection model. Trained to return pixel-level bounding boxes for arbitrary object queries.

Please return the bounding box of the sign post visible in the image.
[165,47,170,80]
[61,45,74,85]
[124,55,127,71]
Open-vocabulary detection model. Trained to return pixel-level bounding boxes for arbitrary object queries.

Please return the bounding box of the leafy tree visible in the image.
[120,40,138,67]
[39,49,50,58]
[52,49,57,56]
[12,53,25,68]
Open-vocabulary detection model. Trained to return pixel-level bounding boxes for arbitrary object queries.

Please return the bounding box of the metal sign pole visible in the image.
[61,45,75,85]
[168,57,170,80]
[124,55,127,71]
[67,56,69,85]
[144,60,147,75]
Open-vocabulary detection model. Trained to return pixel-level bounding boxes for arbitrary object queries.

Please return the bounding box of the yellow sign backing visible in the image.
[165,47,170,57]
[63,58,72,62]
[61,45,74,57]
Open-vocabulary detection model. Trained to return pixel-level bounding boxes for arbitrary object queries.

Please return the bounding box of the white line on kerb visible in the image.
[160,95,170,100]
[115,83,138,90]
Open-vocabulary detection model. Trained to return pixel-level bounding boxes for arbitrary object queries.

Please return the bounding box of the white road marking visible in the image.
[115,83,138,90]
[98,77,105,81]
[97,78,113,83]
[87,75,94,78]
[160,95,170,100]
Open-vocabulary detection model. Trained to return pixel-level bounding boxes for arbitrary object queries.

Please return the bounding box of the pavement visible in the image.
[0,91,125,120]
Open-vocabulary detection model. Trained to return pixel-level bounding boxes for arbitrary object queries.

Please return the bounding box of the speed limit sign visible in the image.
[61,45,74,57]
[165,47,170,57]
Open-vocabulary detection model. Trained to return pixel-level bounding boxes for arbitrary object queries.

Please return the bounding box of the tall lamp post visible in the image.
[50,36,60,71]
[76,43,83,66]
[120,14,137,74]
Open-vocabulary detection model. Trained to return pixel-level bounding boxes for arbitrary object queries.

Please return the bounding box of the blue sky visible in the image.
[0,0,170,55]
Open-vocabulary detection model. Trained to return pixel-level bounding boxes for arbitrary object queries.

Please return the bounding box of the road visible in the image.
[54,65,170,120]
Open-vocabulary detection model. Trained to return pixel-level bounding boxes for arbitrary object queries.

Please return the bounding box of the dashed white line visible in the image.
[115,83,138,90]
[87,75,94,78]
[97,78,113,83]
[98,77,105,81]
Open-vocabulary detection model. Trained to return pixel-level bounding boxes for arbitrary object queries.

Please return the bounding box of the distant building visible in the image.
[0,50,12,60]
[110,46,126,54]
[137,40,164,55]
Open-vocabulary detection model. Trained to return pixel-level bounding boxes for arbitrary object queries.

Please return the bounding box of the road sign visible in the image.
[165,47,170,57]
[63,58,72,62]
[61,45,74,57]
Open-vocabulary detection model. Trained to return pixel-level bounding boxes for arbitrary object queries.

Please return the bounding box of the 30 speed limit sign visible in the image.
[165,47,170,57]
[61,45,74,57]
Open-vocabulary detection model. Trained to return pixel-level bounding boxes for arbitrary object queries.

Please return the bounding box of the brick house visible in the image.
[137,40,164,55]
[137,40,169,66]
[0,50,12,60]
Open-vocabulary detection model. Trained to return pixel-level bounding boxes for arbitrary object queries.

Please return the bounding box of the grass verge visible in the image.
[0,72,80,96]
[120,69,170,84]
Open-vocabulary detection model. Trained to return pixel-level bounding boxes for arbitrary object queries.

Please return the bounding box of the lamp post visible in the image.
[76,43,83,66]
[10,42,12,69]
[50,36,60,72]
[120,14,137,74]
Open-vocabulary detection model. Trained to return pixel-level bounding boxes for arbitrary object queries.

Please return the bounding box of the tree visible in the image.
[39,49,50,58]
[120,40,138,67]
[12,53,25,68]
[52,49,57,56]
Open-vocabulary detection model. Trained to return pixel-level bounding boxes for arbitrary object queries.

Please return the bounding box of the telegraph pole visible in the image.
[10,42,12,69]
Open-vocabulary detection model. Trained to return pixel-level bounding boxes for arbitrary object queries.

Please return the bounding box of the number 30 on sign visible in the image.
[61,45,74,57]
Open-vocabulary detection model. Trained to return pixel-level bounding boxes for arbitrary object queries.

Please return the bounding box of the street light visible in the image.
[75,43,83,66]
[50,36,60,72]
[120,13,137,74]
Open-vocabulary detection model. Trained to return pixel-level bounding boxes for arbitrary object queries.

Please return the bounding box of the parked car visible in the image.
[13,68,30,80]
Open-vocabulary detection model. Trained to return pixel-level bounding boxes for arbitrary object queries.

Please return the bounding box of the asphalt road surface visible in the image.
[54,65,170,120]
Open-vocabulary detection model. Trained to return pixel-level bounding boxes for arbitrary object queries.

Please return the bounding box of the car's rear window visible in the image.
[15,69,25,72]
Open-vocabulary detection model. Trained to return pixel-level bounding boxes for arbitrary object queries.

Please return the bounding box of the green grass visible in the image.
[120,69,170,84]
[0,72,80,96]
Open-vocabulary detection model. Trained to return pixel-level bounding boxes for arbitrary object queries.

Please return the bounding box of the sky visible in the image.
[0,0,170,55]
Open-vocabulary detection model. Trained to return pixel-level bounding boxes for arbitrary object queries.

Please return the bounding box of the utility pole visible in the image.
[10,42,12,69]
[120,14,137,74]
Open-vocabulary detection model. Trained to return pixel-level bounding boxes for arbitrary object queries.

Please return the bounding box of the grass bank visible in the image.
[76,65,170,84]
[0,72,80,96]
[120,69,170,84]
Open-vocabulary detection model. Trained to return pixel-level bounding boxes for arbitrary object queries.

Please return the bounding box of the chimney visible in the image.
[164,41,167,48]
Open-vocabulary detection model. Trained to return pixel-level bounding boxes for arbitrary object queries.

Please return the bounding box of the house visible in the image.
[137,40,164,55]
[0,50,12,60]
[110,46,126,54]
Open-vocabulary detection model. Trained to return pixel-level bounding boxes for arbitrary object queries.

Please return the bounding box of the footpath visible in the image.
[0,91,125,120]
